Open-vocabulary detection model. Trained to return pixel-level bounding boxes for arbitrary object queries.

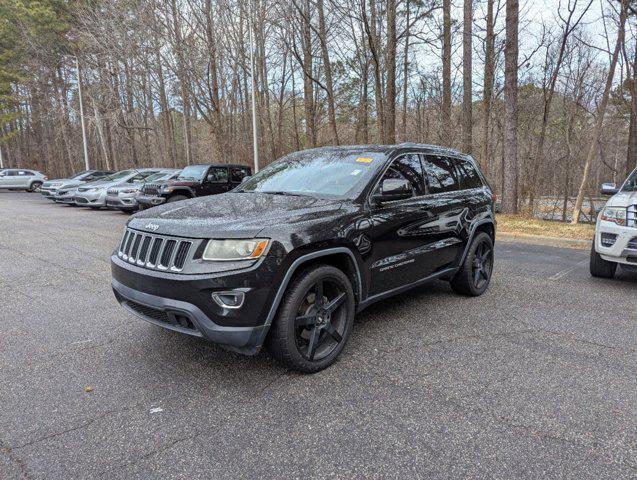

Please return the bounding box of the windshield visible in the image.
[103,170,133,182]
[177,165,208,181]
[72,171,89,179]
[238,151,385,198]
[622,169,637,192]
[144,172,174,183]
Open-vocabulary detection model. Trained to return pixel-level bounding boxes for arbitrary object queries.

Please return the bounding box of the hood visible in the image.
[606,190,637,207]
[127,192,343,238]
[78,179,131,190]
[165,180,199,187]
[44,178,85,188]
[108,182,144,192]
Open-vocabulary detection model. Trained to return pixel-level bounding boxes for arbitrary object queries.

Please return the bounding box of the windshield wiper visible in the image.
[263,191,310,197]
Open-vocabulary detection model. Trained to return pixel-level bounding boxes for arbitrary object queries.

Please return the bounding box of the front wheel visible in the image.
[589,243,616,279]
[266,265,355,373]
[450,232,494,296]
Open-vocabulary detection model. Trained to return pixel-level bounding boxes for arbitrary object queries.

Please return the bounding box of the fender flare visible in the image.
[263,247,363,328]
[168,187,195,198]
[458,217,496,266]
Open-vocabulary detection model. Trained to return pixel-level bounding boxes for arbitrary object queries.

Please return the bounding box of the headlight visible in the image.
[88,187,103,192]
[202,239,269,261]
[121,188,139,194]
[600,207,626,226]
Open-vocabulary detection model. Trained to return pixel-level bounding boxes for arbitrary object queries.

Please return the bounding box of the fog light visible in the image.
[211,291,245,309]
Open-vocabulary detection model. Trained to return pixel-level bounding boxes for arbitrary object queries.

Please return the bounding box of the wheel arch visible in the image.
[458,217,496,266]
[264,248,363,328]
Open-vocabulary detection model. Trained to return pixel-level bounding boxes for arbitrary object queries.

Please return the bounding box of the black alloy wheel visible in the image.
[450,231,494,296]
[267,264,355,373]
[471,240,493,290]
[294,278,347,361]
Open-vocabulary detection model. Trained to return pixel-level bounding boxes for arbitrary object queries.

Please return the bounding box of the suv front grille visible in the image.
[142,183,161,195]
[117,228,195,272]
[628,205,637,227]
[107,188,118,195]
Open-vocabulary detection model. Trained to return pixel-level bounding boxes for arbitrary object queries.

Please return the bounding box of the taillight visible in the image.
[44,176,48,180]
[492,193,497,202]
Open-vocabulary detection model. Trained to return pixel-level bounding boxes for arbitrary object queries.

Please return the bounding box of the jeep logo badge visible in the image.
[145,223,159,232]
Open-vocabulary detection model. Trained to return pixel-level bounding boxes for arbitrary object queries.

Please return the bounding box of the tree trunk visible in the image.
[502,0,519,214]
[302,0,316,147]
[627,34,637,177]
[481,0,494,175]
[572,0,627,224]
[462,0,472,154]
[317,0,339,145]
[401,0,411,141]
[171,0,193,164]
[385,0,397,144]
[441,0,452,146]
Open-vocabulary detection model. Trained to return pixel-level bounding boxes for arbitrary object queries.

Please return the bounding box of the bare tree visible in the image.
[502,0,519,214]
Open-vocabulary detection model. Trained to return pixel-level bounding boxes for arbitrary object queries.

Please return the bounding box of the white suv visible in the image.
[590,168,637,278]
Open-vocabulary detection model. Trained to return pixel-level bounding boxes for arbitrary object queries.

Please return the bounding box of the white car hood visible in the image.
[606,191,637,207]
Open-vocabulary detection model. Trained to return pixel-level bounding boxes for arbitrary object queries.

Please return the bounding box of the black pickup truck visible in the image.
[136,164,251,208]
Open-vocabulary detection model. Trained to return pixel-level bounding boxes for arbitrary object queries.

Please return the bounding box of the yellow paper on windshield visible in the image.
[356,157,373,164]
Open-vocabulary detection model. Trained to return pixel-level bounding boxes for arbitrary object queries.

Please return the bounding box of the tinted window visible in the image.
[380,154,426,195]
[423,156,461,194]
[207,167,228,183]
[457,159,483,189]
[231,167,248,183]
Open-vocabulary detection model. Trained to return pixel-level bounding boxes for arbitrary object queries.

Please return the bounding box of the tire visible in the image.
[29,182,42,192]
[589,242,617,279]
[266,264,355,373]
[167,195,188,203]
[450,232,494,296]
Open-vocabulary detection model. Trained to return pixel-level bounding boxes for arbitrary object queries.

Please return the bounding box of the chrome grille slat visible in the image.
[159,240,177,269]
[117,228,196,272]
[148,237,163,266]
[628,205,637,228]
[137,236,152,265]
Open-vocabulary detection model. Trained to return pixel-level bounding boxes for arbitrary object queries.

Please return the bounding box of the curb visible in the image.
[496,233,592,250]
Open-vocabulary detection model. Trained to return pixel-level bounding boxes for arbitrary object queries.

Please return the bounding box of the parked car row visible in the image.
[39,164,252,213]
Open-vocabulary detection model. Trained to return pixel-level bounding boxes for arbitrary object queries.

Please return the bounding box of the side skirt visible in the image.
[357,266,458,312]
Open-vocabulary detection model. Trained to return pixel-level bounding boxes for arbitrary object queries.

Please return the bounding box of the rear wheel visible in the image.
[29,182,42,192]
[589,242,617,279]
[450,232,494,296]
[266,265,355,373]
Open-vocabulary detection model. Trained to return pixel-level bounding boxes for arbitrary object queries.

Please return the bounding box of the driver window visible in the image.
[379,154,426,196]
[207,167,228,183]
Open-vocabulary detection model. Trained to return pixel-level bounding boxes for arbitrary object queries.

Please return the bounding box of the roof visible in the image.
[284,143,469,158]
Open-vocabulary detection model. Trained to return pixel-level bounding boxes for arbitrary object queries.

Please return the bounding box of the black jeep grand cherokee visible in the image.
[111,144,495,372]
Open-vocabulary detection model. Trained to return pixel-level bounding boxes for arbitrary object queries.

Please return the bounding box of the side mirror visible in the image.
[373,178,413,203]
[601,182,619,196]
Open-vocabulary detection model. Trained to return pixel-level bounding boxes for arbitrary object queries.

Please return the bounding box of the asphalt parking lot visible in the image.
[1,191,635,479]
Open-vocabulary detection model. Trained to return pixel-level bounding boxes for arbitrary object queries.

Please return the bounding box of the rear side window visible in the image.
[456,159,483,189]
[381,154,426,195]
[207,167,228,183]
[422,156,461,194]
[230,167,248,183]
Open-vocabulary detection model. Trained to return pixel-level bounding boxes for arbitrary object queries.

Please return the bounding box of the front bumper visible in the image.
[137,194,166,207]
[111,255,279,354]
[75,189,106,207]
[106,194,138,210]
[40,188,59,199]
[595,221,637,266]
